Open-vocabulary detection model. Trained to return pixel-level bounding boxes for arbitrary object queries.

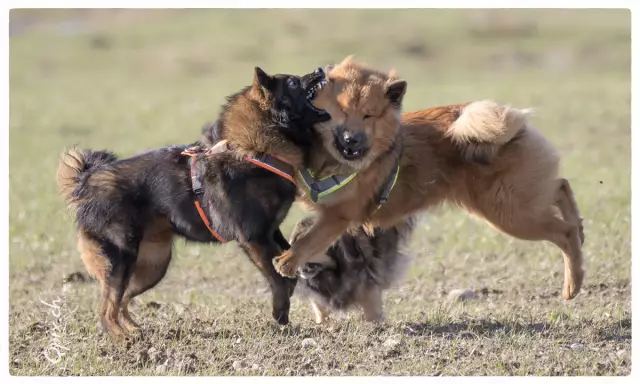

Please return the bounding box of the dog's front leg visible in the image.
[273,213,350,278]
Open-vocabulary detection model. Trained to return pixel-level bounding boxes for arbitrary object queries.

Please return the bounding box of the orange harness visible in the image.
[180,140,296,243]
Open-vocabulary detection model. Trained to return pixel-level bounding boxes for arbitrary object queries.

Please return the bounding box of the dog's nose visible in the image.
[314,67,324,75]
[340,131,365,149]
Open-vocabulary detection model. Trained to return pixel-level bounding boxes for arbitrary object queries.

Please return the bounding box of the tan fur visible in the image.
[275,58,585,301]
[309,56,402,173]
[86,170,118,190]
[77,216,173,339]
[219,76,304,167]
[310,300,330,324]
[57,148,119,217]
[288,216,337,268]
[77,230,126,337]
[446,100,532,163]
[77,230,111,281]
[56,148,86,214]
[119,217,173,333]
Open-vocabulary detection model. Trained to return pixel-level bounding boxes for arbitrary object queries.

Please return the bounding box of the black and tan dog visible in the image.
[57,67,330,338]
[291,215,416,324]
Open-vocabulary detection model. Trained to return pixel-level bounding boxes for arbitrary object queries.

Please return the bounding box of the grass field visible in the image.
[8,9,631,376]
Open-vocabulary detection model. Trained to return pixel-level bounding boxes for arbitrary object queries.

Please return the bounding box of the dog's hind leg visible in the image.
[120,229,173,334]
[554,178,584,245]
[539,214,584,301]
[77,231,125,337]
[241,237,296,325]
[486,209,584,300]
[97,238,138,339]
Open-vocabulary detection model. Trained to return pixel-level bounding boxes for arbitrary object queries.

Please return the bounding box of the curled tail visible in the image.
[446,100,532,163]
[57,147,118,214]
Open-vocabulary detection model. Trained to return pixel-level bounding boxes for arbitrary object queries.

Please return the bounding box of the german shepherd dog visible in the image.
[290,215,415,323]
[57,67,330,338]
[274,57,585,303]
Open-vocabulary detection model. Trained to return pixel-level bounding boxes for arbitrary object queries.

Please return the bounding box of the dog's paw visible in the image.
[364,313,386,325]
[272,303,291,326]
[273,252,299,278]
[562,275,583,300]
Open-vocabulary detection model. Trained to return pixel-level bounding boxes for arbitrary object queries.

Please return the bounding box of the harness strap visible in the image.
[299,168,357,203]
[180,141,296,243]
[244,153,296,185]
[194,199,227,243]
[300,147,402,209]
[181,149,227,243]
[375,155,401,210]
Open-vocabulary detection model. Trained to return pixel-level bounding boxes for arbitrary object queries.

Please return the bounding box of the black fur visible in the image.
[61,69,330,332]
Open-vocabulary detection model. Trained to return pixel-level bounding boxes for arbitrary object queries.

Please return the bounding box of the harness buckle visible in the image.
[188,157,204,195]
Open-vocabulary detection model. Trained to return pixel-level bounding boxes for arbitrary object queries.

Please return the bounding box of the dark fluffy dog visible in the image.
[57,67,329,338]
[290,215,416,324]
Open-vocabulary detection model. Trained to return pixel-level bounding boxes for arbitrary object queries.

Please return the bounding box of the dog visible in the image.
[57,67,330,338]
[291,214,415,323]
[274,56,585,301]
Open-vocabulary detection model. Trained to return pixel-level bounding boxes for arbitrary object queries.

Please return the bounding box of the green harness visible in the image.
[299,153,401,210]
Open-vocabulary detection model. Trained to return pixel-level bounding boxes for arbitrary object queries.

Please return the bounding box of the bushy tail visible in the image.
[446,100,532,163]
[57,147,118,213]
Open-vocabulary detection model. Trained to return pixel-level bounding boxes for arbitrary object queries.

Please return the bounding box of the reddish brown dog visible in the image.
[275,57,585,301]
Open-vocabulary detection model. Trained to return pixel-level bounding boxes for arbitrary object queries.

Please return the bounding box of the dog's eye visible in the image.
[287,79,297,88]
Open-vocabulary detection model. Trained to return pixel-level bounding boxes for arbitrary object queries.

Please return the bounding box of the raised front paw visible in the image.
[273,251,299,278]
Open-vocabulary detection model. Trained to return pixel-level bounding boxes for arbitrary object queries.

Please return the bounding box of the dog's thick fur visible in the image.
[274,57,585,302]
[291,215,415,323]
[57,68,330,338]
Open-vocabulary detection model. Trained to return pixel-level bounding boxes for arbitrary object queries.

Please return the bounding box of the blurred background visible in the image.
[9,9,631,375]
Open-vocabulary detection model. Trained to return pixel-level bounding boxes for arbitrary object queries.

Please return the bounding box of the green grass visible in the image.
[9,9,630,376]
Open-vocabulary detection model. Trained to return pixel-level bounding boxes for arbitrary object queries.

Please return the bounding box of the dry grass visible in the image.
[9,9,630,376]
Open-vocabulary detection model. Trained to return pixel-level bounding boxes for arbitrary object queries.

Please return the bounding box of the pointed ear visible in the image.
[254,67,273,90]
[385,79,407,106]
[388,68,399,80]
[339,55,356,66]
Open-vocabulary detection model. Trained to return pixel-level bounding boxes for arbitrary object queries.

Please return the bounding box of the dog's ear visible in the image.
[339,55,356,67]
[385,79,407,106]
[254,67,274,91]
[388,67,399,80]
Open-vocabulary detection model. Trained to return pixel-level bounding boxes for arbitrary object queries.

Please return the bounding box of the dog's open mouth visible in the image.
[340,147,362,159]
[334,137,367,160]
[305,79,327,102]
[302,70,328,114]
